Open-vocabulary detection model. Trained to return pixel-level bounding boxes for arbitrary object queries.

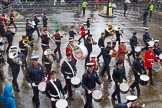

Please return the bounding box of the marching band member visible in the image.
[66,39,77,64]
[118,40,128,61]
[111,60,128,103]
[144,45,155,85]
[5,26,15,53]
[8,10,17,32]
[42,49,55,80]
[101,40,113,81]
[7,46,26,92]
[0,16,6,37]
[69,26,77,40]
[40,28,50,51]
[115,24,123,45]
[33,14,40,37]
[2,13,7,26]
[88,55,98,71]
[54,29,62,59]
[42,13,49,29]
[45,70,67,108]
[61,52,77,100]
[154,40,161,57]
[19,35,28,59]
[130,53,146,97]
[26,55,47,108]
[97,33,105,61]
[86,18,91,35]
[142,28,152,50]
[26,20,34,45]
[78,22,87,44]
[84,34,94,67]
[82,62,103,108]
[127,32,138,59]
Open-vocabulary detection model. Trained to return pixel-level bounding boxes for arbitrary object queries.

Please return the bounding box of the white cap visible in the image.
[83,22,87,25]
[69,39,74,42]
[148,41,154,46]
[90,55,96,58]
[10,46,17,49]
[144,27,149,30]
[31,55,39,60]
[86,63,94,66]
[154,40,159,43]
[121,40,126,43]
[44,49,51,55]
[106,39,111,43]
[126,95,137,102]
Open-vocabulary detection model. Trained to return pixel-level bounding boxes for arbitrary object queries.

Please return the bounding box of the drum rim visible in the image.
[140,75,149,81]
[38,82,46,91]
[126,95,137,101]
[55,99,68,107]
[73,45,84,60]
[119,83,129,91]
[71,76,81,85]
[92,90,103,100]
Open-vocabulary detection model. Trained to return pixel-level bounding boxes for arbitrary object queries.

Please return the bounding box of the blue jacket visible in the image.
[143,32,151,45]
[0,85,16,108]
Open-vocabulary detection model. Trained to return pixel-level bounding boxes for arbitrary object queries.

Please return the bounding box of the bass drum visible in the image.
[73,45,88,60]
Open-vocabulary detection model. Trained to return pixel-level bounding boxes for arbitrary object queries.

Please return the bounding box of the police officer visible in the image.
[45,70,67,108]
[143,28,152,50]
[61,52,77,100]
[127,32,138,59]
[7,46,26,92]
[130,53,146,97]
[5,26,15,53]
[97,33,105,61]
[26,55,47,108]
[40,28,50,51]
[84,34,93,67]
[54,29,62,59]
[82,0,88,16]
[33,14,40,37]
[101,40,113,81]
[111,60,128,103]
[82,63,103,108]
[42,49,54,80]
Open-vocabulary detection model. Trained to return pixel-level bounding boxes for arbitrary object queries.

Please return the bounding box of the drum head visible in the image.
[126,95,137,101]
[120,83,129,92]
[38,82,46,92]
[159,54,162,60]
[56,99,68,108]
[73,45,87,60]
[71,76,81,85]
[152,62,161,72]
[135,46,141,52]
[92,90,102,100]
[140,75,149,81]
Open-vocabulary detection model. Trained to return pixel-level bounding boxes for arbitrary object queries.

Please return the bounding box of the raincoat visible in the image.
[0,85,16,108]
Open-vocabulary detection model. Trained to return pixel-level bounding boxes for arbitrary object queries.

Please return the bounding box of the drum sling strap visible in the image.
[50,79,61,98]
[64,60,75,76]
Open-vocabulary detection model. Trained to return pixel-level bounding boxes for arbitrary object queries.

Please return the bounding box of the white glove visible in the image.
[51,98,55,102]
[18,61,22,65]
[88,90,92,94]
[32,83,37,87]
[64,94,68,99]
[66,76,70,79]
[44,77,48,81]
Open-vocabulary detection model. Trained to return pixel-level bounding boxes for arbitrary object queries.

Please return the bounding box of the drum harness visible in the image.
[49,79,61,98]
[64,60,75,76]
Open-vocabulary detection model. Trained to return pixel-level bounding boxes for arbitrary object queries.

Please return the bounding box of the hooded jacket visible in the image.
[0,85,16,108]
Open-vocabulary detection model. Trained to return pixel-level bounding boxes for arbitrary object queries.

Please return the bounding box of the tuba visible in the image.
[23,39,29,46]
[106,24,114,36]
[44,49,54,64]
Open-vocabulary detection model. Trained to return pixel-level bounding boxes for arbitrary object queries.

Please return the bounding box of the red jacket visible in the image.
[144,50,154,68]
[80,26,86,37]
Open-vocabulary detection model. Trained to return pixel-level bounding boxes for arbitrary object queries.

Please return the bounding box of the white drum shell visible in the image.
[56,99,68,108]
[140,75,149,86]
[73,45,88,60]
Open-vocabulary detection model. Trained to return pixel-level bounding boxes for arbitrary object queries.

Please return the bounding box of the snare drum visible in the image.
[135,46,141,52]
[71,76,81,88]
[38,82,46,92]
[159,54,162,60]
[139,75,149,86]
[152,62,161,72]
[55,99,68,108]
[92,90,103,102]
[73,45,88,60]
[119,83,129,94]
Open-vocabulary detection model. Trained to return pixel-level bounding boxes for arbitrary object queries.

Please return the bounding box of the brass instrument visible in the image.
[44,49,54,64]
[9,50,23,65]
[23,39,29,46]
[106,24,114,36]
[46,32,55,44]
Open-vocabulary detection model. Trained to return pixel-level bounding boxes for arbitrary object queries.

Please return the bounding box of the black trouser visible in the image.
[33,26,40,37]
[142,43,149,51]
[130,76,141,96]
[21,50,28,59]
[45,64,52,79]
[85,49,92,66]
[83,7,86,16]
[127,45,135,59]
[101,59,111,80]
[41,45,49,52]
[11,66,20,89]
[147,67,153,84]
[116,37,120,45]
[6,41,12,53]
[32,86,40,107]
[97,48,104,59]
[27,34,33,41]
[64,78,72,97]
[84,91,93,108]
[78,36,85,43]
[51,97,59,108]
[112,83,121,103]
[54,42,61,56]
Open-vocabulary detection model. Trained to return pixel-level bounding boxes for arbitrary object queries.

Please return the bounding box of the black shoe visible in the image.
[111,97,117,100]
